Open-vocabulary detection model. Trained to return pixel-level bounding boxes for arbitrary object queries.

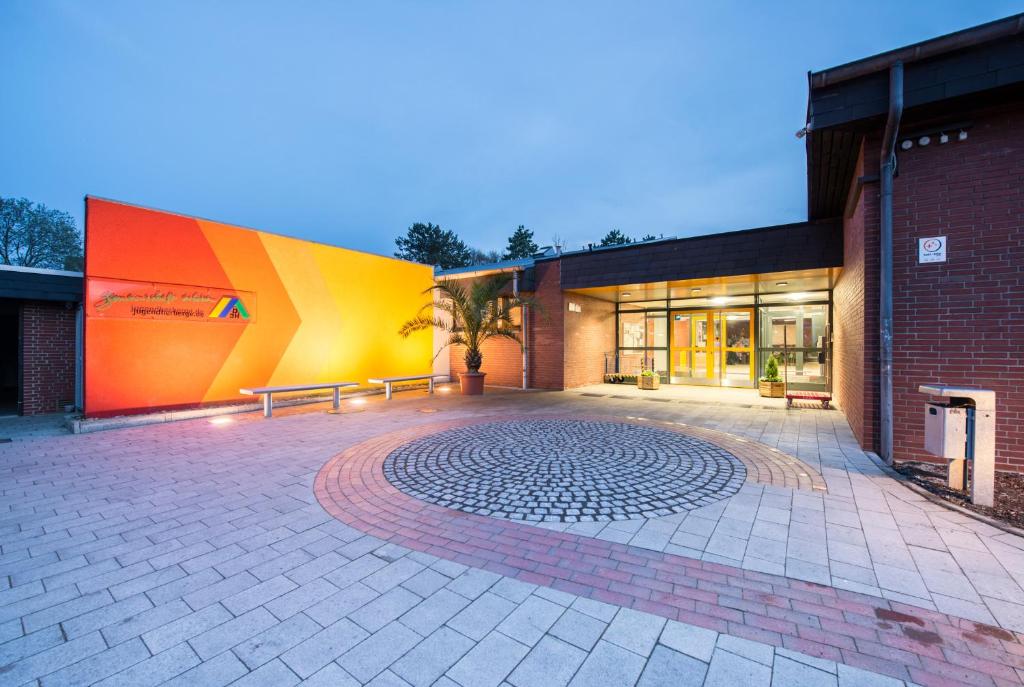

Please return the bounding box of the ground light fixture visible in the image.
[208,416,233,426]
[350,397,367,405]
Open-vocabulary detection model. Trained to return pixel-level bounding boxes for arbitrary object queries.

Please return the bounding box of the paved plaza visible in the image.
[3,388,1024,686]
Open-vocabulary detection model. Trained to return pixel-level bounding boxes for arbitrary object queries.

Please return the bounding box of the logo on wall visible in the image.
[86,277,255,323]
[209,296,250,320]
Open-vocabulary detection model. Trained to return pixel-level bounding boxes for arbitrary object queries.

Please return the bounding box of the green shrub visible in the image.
[761,354,781,382]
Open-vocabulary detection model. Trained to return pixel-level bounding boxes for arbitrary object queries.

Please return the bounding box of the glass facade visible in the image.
[613,291,831,391]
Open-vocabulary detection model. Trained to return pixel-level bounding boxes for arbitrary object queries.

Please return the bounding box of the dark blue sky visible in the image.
[2,2,1019,257]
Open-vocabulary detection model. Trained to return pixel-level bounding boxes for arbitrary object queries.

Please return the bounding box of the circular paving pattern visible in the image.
[382,419,746,522]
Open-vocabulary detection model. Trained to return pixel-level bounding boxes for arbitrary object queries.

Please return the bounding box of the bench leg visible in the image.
[333,387,341,410]
[263,393,272,418]
[429,378,434,394]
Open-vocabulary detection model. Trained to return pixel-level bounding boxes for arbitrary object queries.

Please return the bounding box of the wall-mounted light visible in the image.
[918,135,931,146]
[939,132,949,144]
[900,140,913,150]
[958,130,968,141]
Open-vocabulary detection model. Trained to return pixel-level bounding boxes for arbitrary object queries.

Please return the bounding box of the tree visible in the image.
[399,275,530,373]
[394,222,472,269]
[599,229,633,246]
[0,197,82,270]
[640,234,657,242]
[469,247,502,265]
[503,225,538,260]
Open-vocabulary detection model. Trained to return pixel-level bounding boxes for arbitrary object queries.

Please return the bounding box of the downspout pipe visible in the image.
[879,61,903,464]
[512,270,528,390]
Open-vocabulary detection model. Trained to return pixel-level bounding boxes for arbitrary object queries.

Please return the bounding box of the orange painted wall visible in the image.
[84,197,433,416]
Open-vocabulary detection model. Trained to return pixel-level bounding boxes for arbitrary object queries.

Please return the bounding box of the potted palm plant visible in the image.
[399,275,529,396]
[759,353,785,397]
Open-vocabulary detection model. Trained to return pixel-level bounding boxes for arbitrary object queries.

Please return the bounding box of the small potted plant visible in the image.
[759,354,785,397]
[637,368,660,390]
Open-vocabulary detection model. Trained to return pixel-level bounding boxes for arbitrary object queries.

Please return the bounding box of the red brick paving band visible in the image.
[314,415,1024,687]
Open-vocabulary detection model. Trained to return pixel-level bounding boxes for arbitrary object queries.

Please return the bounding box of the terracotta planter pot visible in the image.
[759,380,785,398]
[637,375,660,390]
[459,372,486,396]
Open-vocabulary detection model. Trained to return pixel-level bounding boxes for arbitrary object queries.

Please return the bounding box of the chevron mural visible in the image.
[83,197,434,417]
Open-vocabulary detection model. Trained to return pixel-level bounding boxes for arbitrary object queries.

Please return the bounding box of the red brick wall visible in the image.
[21,302,77,415]
[451,336,524,388]
[834,141,880,452]
[564,293,615,389]
[890,104,1024,470]
[528,261,565,389]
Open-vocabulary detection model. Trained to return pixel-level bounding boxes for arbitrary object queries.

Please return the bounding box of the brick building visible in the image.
[0,265,82,416]
[441,14,1024,470]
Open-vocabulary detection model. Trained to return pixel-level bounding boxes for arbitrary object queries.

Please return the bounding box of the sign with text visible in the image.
[918,236,947,264]
[86,277,255,323]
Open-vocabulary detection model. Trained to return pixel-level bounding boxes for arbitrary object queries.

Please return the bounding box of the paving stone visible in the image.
[716,634,775,666]
[188,606,277,659]
[567,640,647,687]
[836,663,905,687]
[101,599,192,646]
[399,588,471,635]
[220,574,298,616]
[448,592,518,641]
[391,626,475,687]
[549,608,607,651]
[637,644,708,687]
[508,635,586,687]
[301,662,361,687]
[704,648,772,687]
[233,610,321,670]
[337,620,422,683]
[280,618,368,678]
[38,637,150,687]
[232,658,300,687]
[363,557,425,593]
[401,568,452,598]
[770,655,838,686]
[142,602,233,654]
[93,641,201,687]
[160,649,249,687]
[659,619,718,662]
[366,670,414,686]
[496,595,565,646]
[264,577,338,620]
[349,587,422,633]
[446,568,501,600]
[602,607,666,657]
[446,631,530,687]
[304,581,380,627]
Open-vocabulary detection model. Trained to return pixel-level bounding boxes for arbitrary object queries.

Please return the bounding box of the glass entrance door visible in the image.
[670,309,754,386]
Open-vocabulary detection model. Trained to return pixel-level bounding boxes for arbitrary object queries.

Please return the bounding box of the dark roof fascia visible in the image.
[810,13,1024,88]
[0,266,83,303]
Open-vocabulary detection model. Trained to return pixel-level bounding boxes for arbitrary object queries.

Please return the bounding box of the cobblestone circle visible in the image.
[382,419,746,522]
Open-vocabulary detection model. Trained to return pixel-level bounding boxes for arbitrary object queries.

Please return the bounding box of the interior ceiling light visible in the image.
[621,292,632,297]
[776,281,789,287]
[710,296,729,305]
[690,287,702,293]
[787,292,809,301]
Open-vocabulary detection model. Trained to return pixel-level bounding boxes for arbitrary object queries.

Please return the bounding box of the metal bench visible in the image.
[240,382,358,418]
[368,374,446,400]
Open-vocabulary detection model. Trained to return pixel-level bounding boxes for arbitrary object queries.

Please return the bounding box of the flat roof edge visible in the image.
[810,13,1024,88]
